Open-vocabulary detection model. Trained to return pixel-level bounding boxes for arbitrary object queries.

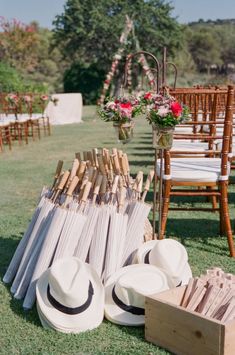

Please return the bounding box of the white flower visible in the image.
[157,106,169,117]
[106,101,117,110]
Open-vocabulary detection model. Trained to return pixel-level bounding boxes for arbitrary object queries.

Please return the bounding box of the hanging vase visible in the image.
[152,123,175,149]
[113,121,134,144]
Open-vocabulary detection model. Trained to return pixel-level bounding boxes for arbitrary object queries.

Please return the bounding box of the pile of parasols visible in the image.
[3,147,154,311]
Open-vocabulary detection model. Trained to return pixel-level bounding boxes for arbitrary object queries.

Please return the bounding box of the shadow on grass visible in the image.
[129,160,153,167]
[0,236,42,327]
[10,297,42,328]
[0,235,21,278]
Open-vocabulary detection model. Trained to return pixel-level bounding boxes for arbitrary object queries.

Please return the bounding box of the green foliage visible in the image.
[186,20,235,75]
[0,62,23,92]
[53,0,182,101]
[64,62,106,104]
[0,62,47,93]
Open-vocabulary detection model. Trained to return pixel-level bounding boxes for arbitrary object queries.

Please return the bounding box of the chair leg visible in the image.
[23,123,28,144]
[0,129,3,152]
[47,117,51,136]
[220,182,235,257]
[5,126,12,150]
[219,195,225,236]
[37,120,41,140]
[42,117,47,136]
[206,186,218,210]
[159,180,171,239]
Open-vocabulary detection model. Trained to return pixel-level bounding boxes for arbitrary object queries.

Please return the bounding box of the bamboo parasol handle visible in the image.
[58,170,70,191]
[67,176,79,197]
[112,154,121,175]
[141,170,155,202]
[111,175,119,194]
[75,152,81,161]
[92,174,103,204]
[92,148,99,168]
[77,161,86,180]
[81,181,92,202]
[66,159,79,189]
[98,155,106,176]
[55,160,63,178]
[51,160,63,189]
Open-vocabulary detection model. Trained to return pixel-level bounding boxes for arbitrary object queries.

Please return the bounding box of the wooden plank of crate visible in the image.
[223,319,235,355]
[145,289,223,355]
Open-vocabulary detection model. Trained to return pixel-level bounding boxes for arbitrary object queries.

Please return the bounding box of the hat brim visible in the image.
[37,303,85,333]
[136,240,158,264]
[104,264,171,326]
[136,240,192,286]
[36,264,104,333]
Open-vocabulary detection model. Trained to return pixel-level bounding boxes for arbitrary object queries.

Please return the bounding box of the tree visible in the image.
[53,0,182,102]
[0,62,23,92]
[0,17,40,74]
[187,26,222,73]
[0,18,64,93]
[64,62,105,103]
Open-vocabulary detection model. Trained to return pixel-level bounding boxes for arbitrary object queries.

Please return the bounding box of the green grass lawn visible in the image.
[0,106,235,354]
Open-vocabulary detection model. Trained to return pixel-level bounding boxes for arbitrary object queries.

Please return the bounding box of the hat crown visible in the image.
[149,239,188,279]
[115,267,169,309]
[48,258,90,308]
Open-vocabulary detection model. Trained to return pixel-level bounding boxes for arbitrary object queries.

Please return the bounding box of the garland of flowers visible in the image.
[133,33,156,89]
[98,16,134,105]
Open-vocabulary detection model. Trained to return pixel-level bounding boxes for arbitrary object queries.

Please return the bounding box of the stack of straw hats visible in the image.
[36,238,192,332]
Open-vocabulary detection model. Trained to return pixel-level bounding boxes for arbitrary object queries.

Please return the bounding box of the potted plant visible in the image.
[142,91,189,149]
[98,96,143,144]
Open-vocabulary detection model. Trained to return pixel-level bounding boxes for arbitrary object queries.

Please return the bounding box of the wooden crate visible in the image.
[145,286,235,355]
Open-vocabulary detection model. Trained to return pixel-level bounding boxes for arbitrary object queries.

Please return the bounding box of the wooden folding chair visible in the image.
[157,85,235,257]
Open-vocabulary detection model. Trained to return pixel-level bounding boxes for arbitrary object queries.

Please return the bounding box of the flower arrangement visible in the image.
[5,93,19,107]
[98,96,143,143]
[98,96,143,124]
[22,95,33,105]
[141,91,190,149]
[40,95,58,105]
[142,91,189,127]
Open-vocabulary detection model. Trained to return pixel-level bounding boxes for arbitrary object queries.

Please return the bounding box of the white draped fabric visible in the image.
[45,93,83,125]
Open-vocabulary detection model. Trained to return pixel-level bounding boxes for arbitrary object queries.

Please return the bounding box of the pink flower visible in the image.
[157,106,169,117]
[106,101,117,110]
[23,95,31,102]
[41,95,49,101]
[119,107,132,119]
[171,101,182,117]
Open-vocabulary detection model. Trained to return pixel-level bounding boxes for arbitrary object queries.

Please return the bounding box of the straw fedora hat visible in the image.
[104,264,173,326]
[136,239,192,287]
[36,257,104,333]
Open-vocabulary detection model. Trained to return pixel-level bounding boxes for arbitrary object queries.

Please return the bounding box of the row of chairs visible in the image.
[0,93,51,152]
[157,85,235,257]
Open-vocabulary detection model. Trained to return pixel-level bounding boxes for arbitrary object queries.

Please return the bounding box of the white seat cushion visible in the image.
[31,113,43,120]
[217,142,235,156]
[175,126,196,134]
[171,140,209,152]
[157,158,230,182]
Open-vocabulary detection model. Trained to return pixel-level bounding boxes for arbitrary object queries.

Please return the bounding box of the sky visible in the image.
[1,0,235,28]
